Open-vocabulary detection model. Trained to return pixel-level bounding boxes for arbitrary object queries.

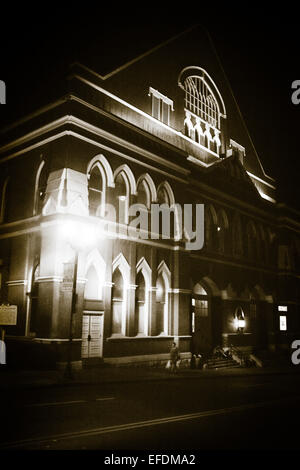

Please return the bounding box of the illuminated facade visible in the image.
[0,26,299,369]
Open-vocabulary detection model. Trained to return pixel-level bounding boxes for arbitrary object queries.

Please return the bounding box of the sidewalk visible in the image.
[1,363,299,390]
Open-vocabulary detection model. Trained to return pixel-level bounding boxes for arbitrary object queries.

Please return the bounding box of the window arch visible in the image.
[114,164,136,225]
[111,268,124,336]
[87,155,114,218]
[111,253,130,336]
[156,181,181,241]
[33,160,48,216]
[84,249,106,300]
[136,173,157,209]
[88,164,104,217]
[178,67,226,155]
[156,261,171,336]
[135,257,151,336]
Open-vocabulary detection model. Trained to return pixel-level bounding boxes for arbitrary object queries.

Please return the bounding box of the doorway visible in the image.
[81,312,104,359]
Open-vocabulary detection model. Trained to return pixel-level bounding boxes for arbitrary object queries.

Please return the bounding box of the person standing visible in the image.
[169,341,180,373]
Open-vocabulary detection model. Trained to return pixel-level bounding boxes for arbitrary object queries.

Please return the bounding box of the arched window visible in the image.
[88,164,104,217]
[156,182,180,240]
[111,253,130,336]
[135,257,151,337]
[179,67,226,155]
[84,249,106,301]
[155,261,170,336]
[191,283,209,351]
[135,271,146,336]
[156,274,167,335]
[33,161,48,216]
[115,172,129,224]
[84,265,100,300]
[111,268,124,336]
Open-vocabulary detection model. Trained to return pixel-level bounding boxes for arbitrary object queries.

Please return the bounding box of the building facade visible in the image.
[0,26,299,369]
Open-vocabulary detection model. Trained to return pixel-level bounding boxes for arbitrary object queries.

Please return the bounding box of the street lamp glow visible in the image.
[60,220,97,251]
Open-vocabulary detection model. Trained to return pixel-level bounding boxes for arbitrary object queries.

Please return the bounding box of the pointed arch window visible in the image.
[33,161,48,216]
[156,274,167,335]
[111,268,124,336]
[155,261,170,336]
[88,164,104,217]
[135,271,146,336]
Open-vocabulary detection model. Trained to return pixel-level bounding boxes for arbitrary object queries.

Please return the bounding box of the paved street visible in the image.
[1,370,300,450]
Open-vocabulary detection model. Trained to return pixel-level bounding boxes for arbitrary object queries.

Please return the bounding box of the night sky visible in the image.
[0,9,299,209]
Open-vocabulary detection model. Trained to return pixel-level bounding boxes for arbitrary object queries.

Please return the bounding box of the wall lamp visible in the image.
[234,306,245,333]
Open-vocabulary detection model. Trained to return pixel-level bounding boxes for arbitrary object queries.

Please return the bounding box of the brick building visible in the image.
[0,25,299,369]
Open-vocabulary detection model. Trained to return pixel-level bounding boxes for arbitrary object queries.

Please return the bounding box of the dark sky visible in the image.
[0,10,299,209]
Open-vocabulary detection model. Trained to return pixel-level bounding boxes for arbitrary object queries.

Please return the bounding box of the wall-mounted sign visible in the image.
[278,305,288,312]
[279,315,287,331]
[0,305,17,325]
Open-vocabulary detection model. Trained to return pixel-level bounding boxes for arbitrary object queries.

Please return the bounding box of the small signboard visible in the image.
[0,305,18,325]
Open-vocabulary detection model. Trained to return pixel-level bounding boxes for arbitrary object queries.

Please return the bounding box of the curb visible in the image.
[1,367,299,391]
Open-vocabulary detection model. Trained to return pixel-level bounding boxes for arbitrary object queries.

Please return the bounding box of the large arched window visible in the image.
[84,249,106,301]
[113,165,136,225]
[88,164,104,217]
[111,253,130,336]
[111,268,124,336]
[135,257,151,336]
[178,67,226,155]
[155,261,170,336]
[156,181,181,241]
[135,271,146,336]
[33,160,48,216]
[156,274,167,335]
[184,76,219,128]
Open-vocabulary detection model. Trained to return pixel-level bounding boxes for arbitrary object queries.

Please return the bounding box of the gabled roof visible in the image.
[71,24,275,194]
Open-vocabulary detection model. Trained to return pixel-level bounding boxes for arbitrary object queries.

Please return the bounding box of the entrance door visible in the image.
[81,313,104,359]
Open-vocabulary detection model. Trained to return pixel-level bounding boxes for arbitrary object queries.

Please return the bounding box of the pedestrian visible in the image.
[169,341,180,373]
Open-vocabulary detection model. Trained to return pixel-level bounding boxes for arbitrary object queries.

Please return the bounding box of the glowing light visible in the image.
[59,220,97,251]
[238,319,245,329]
[279,315,287,331]
[278,305,287,312]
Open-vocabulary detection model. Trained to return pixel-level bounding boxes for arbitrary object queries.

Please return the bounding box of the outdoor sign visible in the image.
[0,305,18,325]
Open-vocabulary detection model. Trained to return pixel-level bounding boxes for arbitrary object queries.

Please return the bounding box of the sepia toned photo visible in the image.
[0,9,299,458]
